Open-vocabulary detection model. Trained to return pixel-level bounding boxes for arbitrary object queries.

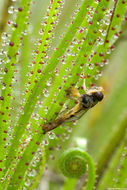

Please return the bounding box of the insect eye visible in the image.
[94,91,104,101]
[82,94,90,108]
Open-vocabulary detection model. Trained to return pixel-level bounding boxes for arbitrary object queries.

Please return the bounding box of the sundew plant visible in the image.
[0,0,127,189]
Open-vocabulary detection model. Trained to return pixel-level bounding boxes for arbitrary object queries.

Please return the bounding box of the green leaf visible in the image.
[0,0,31,180]
[97,134,127,189]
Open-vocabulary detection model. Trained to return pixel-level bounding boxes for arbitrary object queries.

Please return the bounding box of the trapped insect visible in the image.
[42,80,104,133]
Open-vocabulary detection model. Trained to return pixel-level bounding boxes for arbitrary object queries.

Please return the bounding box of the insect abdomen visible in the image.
[42,118,64,133]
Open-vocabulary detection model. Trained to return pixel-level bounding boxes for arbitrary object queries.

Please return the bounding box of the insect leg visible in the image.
[65,86,81,99]
[83,78,87,92]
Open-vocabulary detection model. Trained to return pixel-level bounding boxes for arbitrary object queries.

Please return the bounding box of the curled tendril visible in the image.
[59,148,96,190]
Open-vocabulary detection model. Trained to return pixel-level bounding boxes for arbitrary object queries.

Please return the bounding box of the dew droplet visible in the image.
[8,6,15,14]
[43,88,49,97]
[48,132,56,139]
[24,179,31,187]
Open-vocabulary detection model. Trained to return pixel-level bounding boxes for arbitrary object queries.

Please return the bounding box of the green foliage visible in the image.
[59,148,87,178]
[0,0,127,189]
[59,139,95,189]
[98,134,127,189]
[0,0,31,180]
[59,148,96,189]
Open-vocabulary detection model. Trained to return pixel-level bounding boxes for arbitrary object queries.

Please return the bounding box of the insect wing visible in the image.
[64,109,87,123]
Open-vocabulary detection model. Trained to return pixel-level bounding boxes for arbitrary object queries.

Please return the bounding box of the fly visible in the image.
[42,80,104,133]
